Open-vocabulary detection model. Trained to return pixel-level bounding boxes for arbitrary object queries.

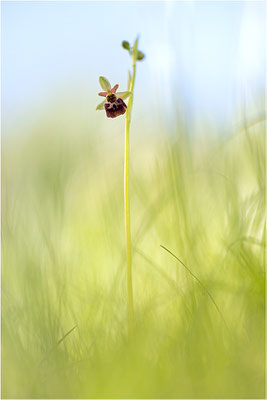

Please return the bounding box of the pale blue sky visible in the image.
[1,1,266,133]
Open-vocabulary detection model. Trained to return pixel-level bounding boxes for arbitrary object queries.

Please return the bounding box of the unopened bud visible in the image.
[137,51,145,61]
[122,41,130,50]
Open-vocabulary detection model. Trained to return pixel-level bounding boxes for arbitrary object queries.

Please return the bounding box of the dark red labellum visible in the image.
[105,98,127,118]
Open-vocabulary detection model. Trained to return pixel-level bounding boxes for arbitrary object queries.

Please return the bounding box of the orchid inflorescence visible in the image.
[96,39,145,119]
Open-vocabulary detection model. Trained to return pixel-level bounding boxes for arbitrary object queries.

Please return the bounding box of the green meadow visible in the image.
[2,100,265,398]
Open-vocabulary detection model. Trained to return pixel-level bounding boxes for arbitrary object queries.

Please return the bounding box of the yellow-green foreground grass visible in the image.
[2,109,265,398]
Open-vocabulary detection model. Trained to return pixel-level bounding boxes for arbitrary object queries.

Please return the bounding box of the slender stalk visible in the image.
[124,56,136,336]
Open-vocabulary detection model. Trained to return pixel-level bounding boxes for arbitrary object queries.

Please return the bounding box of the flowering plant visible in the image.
[96,38,145,336]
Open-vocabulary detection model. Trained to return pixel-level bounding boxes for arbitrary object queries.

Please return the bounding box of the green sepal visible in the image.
[99,76,111,92]
[96,100,106,110]
[116,91,132,100]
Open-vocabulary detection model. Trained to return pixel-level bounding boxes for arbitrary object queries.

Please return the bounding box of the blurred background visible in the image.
[1,1,266,399]
[2,0,266,136]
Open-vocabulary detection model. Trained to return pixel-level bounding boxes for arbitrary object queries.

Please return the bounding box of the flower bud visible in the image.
[137,51,145,61]
[122,41,130,50]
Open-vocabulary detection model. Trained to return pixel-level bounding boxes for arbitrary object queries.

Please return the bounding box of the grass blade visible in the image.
[160,245,228,328]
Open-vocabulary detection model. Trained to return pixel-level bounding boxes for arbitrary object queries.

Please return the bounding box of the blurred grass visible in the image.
[1,103,266,399]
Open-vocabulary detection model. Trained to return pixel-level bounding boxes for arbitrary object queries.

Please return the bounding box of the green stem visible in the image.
[124,57,136,336]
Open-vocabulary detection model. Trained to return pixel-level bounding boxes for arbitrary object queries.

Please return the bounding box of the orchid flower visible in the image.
[96,77,131,118]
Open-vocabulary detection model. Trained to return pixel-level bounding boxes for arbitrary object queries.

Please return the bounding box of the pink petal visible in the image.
[98,92,107,97]
[111,84,119,94]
